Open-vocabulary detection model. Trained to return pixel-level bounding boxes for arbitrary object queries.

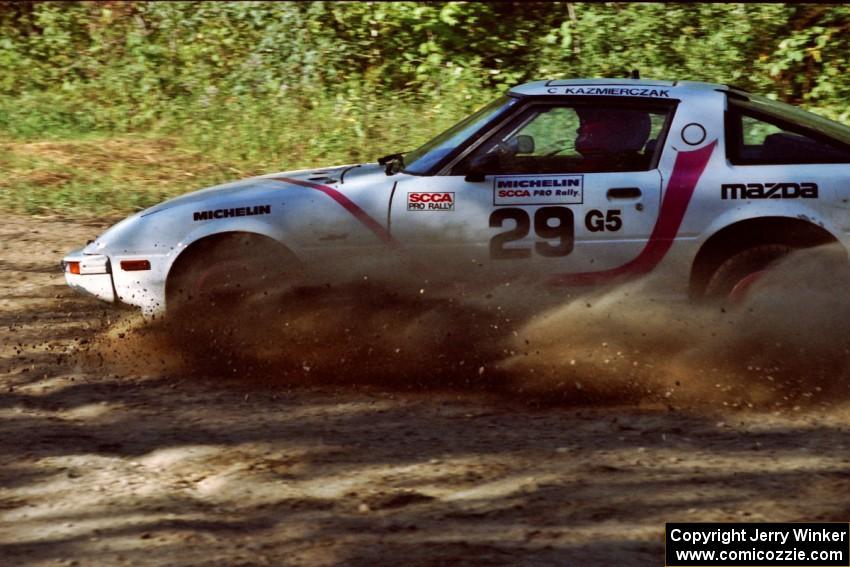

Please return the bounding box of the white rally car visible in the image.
[63,78,850,316]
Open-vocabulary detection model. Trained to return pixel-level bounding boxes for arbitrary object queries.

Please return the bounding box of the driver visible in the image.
[575,107,652,172]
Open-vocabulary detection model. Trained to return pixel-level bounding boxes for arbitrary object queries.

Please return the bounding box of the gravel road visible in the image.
[2,215,849,566]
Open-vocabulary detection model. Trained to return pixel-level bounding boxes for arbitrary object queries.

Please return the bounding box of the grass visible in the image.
[0,92,483,218]
[0,135,249,217]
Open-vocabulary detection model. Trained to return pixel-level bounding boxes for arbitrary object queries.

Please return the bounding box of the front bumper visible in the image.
[62,249,116,303]
[62,248,171,316]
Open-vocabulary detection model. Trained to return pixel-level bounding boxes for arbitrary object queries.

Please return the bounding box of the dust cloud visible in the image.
[81,244,850,410]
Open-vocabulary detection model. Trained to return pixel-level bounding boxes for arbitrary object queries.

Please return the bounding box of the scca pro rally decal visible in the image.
[546,86,670,97]
[407,192,455,211]
[494,175,583,206]
[193,204,271,221]
[721,182,818,200]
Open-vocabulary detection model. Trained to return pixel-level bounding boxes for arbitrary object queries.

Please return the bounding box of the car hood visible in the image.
[82,162,388,255]
[139,163,369,217]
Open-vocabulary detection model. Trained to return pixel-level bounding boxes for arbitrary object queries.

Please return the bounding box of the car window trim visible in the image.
[437,95,679,176]
[650,102,677,170]
[434,99,532,176]
[400,94,521,177]
[726,98,850,166]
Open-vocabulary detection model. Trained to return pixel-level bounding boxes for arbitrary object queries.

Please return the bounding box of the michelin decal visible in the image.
[193,204,272,221]
[494,175,583,206]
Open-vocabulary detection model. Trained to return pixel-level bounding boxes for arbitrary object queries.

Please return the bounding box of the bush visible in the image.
[0,2,847,216]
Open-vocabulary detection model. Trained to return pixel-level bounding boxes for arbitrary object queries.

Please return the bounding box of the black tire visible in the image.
[703,244,792,299]
[166,234,294,314]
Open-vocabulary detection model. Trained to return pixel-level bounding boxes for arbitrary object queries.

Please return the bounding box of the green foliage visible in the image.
[0,136,239,215]
[0,2,847,215]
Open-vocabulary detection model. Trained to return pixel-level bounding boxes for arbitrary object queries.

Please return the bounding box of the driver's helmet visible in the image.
[575,107,651,157]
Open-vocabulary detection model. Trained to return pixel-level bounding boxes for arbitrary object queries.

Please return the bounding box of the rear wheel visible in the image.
[704,244,792,303]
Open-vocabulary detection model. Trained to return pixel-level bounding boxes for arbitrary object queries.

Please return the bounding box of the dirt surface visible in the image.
[2,214,850,567]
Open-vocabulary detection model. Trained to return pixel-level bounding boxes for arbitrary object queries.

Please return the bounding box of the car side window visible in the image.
[727,104,850,165]
[452,101,673,175]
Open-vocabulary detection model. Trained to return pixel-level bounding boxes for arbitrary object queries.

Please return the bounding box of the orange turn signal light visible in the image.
[120,259,151,271]
[67,261,81,275]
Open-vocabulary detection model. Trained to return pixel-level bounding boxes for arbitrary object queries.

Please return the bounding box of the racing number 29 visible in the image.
[489,207,574,259]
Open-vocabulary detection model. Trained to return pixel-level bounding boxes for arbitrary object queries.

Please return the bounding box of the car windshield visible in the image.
[403,95,518,175]
[743,94,850,145]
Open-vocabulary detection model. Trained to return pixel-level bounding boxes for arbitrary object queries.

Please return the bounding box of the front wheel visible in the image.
[166,235,295,314]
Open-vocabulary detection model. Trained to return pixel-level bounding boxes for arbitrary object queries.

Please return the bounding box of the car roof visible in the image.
[509,78,729,97]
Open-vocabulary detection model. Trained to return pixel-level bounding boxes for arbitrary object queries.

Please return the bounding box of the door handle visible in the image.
[607,187,642,200]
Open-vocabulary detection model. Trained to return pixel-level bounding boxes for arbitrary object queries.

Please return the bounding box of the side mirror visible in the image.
[464,152,500,183]
[497,135,535,157]
[514,134,535,154]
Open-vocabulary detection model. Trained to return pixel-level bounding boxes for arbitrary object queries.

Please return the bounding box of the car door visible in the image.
[390,98,676,278]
